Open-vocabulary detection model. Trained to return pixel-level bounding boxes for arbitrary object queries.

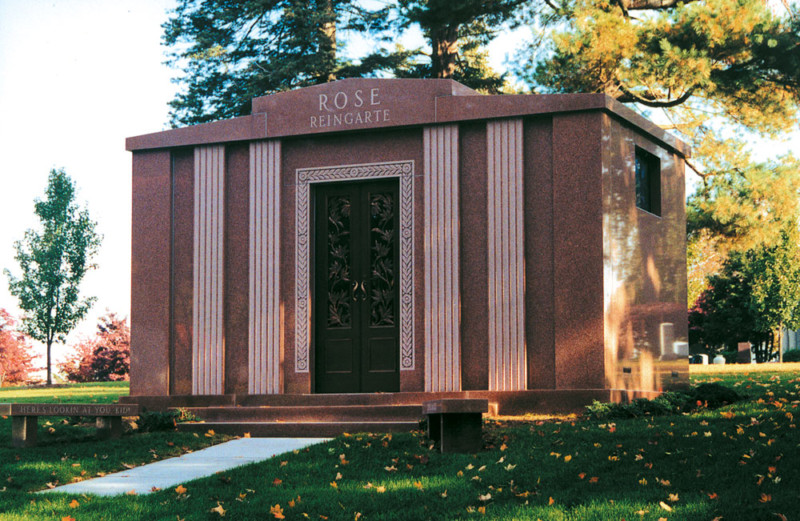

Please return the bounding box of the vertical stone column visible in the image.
[248,140,282,394]
[424,125,461,392]
[192,145,225,395]
[487,119,527,390]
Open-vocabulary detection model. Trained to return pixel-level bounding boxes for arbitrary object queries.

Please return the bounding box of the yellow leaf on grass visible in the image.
[548,497,555,505]
[477,506,486,515]
[330,481,338,489]
[211,501,226,516]
[68,499,79,508]
[270,504,285,519]
[273,478,283,486]
[759,493,772,503]
[376,486,386,493]
[414,481,423,490]
[478,493,492,502]
[126,490,137,496]
[243,432,251,438]
[659,501,672,512]
[668,493,679,502]
[205,429,216,437]
[499,443,508,451]
[175,484,188,495]
[441,490,448,498]
[61,517,76,521]
[589,477,599,483]
[563,455,572,463]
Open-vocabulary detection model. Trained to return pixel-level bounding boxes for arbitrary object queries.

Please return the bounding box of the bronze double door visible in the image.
[313,179,400,393]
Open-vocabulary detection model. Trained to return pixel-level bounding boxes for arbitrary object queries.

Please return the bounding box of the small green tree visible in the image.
[4,169,102,385]
[689,231,800,362]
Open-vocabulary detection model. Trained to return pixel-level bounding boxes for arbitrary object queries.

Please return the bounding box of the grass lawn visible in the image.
[0,371,798,520]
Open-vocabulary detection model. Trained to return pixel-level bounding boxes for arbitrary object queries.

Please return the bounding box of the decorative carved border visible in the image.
[295,160,415,373]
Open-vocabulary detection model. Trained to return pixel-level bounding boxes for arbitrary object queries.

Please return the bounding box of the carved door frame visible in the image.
[295,161,415,377]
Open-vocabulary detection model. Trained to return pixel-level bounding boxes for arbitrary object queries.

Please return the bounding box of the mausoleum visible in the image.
[123,79,689,431]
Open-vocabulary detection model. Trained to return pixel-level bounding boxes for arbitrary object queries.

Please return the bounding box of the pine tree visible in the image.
[521,0,800,302]
[163,0,409,126]
[394,0,523,92]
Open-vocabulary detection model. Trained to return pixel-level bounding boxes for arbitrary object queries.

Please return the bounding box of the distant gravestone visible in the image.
[737,342,752,364]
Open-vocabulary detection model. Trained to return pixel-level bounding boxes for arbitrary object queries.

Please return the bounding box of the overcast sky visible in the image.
[0,0,797,351]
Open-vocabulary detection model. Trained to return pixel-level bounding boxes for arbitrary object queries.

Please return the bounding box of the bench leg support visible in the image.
[429,413,483,453]
[96,416,123,440]
[12,416,37,448]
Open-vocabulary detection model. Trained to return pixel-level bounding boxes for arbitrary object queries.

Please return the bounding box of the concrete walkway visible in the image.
[41,437,330,496]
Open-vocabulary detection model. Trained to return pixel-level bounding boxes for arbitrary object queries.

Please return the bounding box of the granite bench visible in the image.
[1,403,140,448]
[422,399,489,453]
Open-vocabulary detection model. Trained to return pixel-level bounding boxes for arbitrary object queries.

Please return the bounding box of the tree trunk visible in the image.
[430,25,459,79]
[319,0,337,82]
[46,338,52,386]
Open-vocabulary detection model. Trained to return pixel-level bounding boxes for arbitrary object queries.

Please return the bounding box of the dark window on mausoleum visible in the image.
[635,147,661,216]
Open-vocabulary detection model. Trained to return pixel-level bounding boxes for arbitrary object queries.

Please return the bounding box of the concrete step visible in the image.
[182,404,423,423]
[176,420,421,438]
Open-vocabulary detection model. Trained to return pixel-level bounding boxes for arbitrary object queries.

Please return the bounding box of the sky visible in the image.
[0,0,798,356]
[0,0,176,345]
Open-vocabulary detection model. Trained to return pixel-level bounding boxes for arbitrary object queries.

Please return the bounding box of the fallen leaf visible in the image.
[477,506,486,515]
[548,497,555,505]
[270,504,285,519]
[668,493,679,502]
[205,429,216,437]
[505,463,517,471]
[760,493,772,503]
[478,493,492,502]
[441,490,448,498]
[707,492,718,500]
[589,477,599,483]
[659,501,672,512]
[376,486,386,493]
[175,485,188,495]
[774,514,788,521]
[273,478,283,486]
[61,517,75,521]
[126,490,137,496]
[243,432,251,438]
[466,464,475,470]
[211,501,226,516]
[414,481,423,490]
[384,466,397,472]
[578,473,586,480]
[500,443,508,451]
[563,455,572,463]
[330,481,338,489]
[69,499,80,508]
[151,486,161,492]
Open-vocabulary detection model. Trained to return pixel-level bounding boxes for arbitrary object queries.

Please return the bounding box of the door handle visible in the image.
[357,281,368,301]
[352,281,359,301]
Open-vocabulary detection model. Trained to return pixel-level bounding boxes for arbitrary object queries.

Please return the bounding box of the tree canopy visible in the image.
[4,169,101,385]
[0,309,35,386]
[162,0,524,125]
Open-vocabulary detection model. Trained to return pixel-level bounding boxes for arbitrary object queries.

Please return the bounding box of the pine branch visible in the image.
[617,85,695,108]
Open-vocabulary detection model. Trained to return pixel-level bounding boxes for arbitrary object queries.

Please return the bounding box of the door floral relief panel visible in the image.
[369,192,395,327]
[326,196,352,329]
